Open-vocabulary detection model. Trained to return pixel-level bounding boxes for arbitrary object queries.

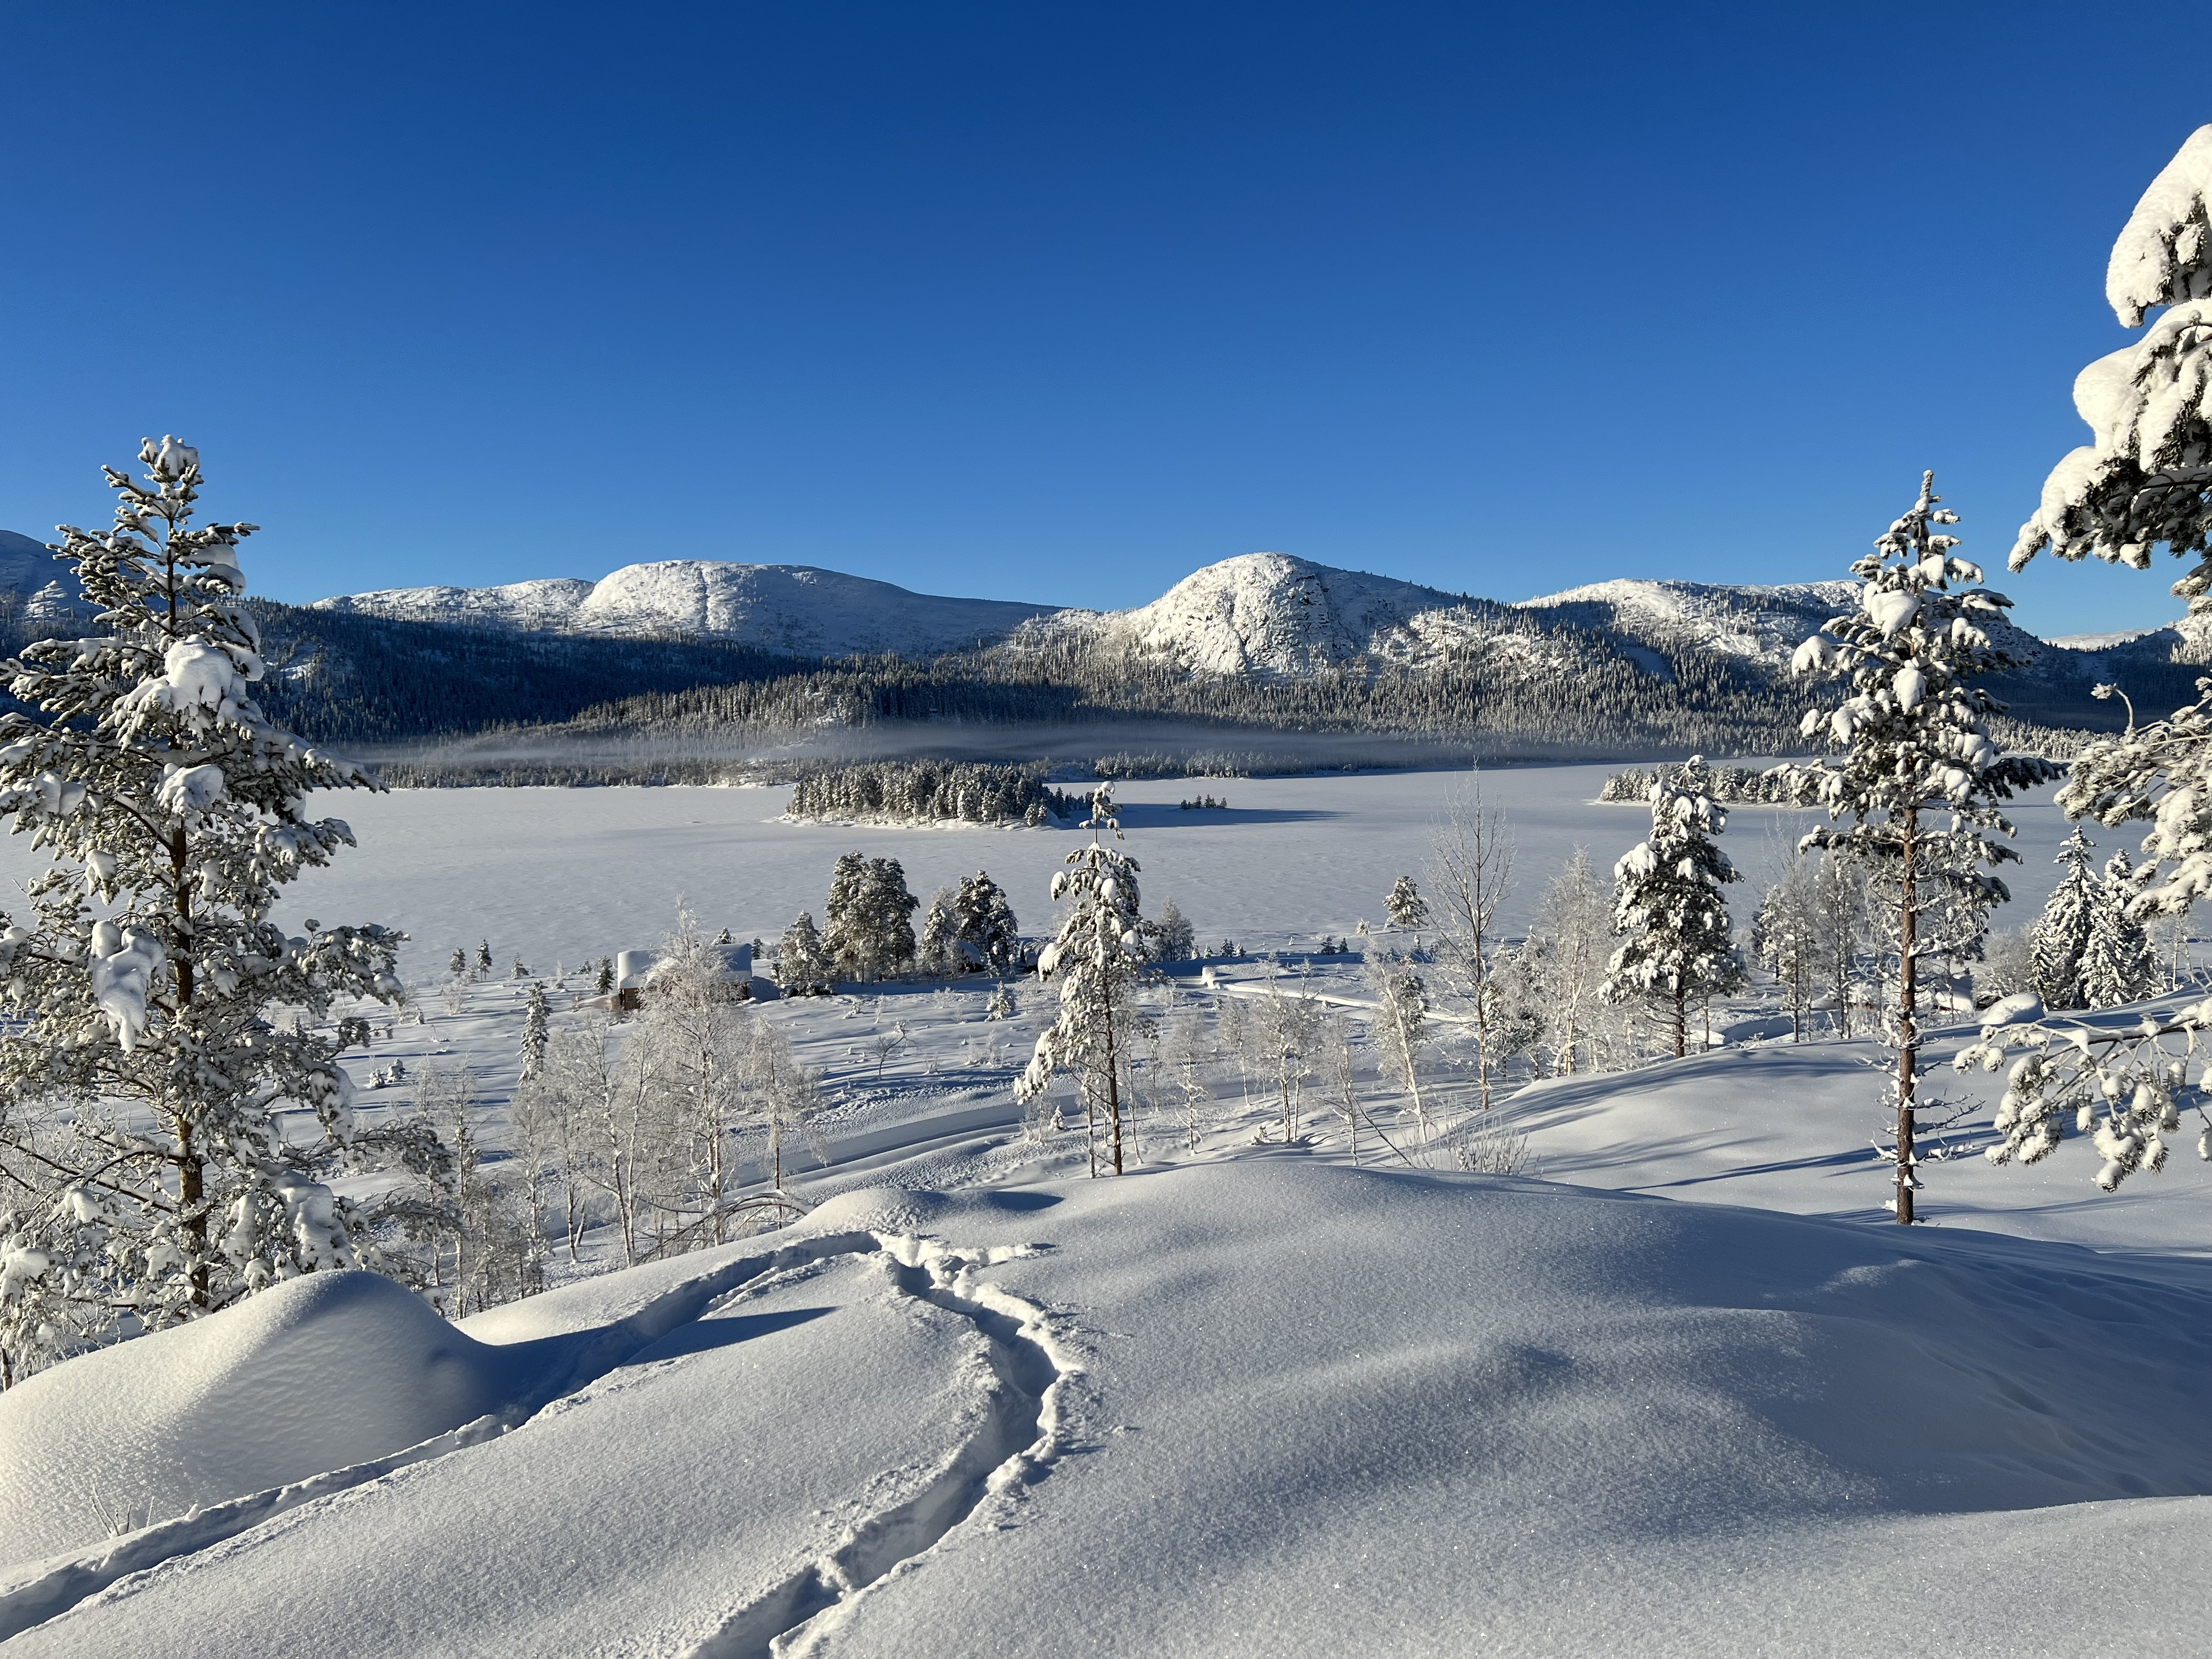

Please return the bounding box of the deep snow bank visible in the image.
[0,1271,530,1564]
[13,1161,2212,1657]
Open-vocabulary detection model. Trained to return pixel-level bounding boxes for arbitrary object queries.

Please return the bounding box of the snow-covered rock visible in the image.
[312,561,1060,658]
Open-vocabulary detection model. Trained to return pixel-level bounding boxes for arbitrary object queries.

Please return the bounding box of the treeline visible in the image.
[1600,761,1805,804]
[785,760,1080,826]
[467,627,1824,762]
[242,601,818,744]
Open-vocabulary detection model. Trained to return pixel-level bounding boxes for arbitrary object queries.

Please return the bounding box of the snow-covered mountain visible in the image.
[312,561,1062,658]
[0,529,87,620]
[1013,552,1492,676]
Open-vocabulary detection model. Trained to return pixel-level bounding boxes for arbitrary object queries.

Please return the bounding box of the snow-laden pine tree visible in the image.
[1148,896,1195,964]
[0,439,421,1382]
[775,911,834,996]
[1018,786,1151,1176]
[1386,874,1426,933]
[2028,827,2099,1010]
[918,888,959,975]
[823,853,918,981]
[2082,850,2159,1008]
[2011,126,2212,606]
[1602,756,1743,1060]
[958,871,1022,973]
[521,980,551,1079]
[1782,475,2058,1222]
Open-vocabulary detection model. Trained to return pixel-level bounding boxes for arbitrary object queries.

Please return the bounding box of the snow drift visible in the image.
[9,1160,2212,1655]
[0,1270,533,1564]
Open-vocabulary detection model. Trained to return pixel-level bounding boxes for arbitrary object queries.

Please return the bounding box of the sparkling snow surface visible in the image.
[7,764,2212,1656]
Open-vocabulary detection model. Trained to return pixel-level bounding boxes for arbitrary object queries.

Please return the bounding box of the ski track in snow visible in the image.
[0,1230,1078,1651]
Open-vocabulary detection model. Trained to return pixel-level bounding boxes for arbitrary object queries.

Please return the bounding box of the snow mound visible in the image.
[0,1270,528,1565]
[312,560,1060,658]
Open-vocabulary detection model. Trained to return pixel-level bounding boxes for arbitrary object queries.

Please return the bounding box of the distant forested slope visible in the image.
[242,602,820,744]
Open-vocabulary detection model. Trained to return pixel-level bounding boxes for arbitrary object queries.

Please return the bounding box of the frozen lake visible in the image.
[0,761,2091,984]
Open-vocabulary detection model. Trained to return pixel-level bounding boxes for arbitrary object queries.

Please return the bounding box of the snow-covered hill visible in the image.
[312,561,1062,657]
[1015,552,1502,676]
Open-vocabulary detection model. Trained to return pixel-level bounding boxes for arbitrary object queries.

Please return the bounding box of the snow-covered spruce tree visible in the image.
[1386,874,1426,934]
[521,979,551,1079]
[2011,126,2212,609]
[0,439,419,1380]
[2082,850,2159,1009]
[2028,827,2099,1010]
[822,852,918,981]
[1601,757,1743,1060]
[1018,785,1152,1176]
[953,871,1022,975]
[775,911,834,996]
[1148,896,1196,964]
[918,888,959,975]
[1781,475,2058,1223]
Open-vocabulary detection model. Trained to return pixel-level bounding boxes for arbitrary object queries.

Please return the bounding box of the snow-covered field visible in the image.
[6,763,2209,1657]
[0,762,2091,986]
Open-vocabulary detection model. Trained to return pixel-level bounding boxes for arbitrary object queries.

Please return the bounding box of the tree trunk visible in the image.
[1103,998,1125,1175]
[1671,986,1686,1059]
[1895,810,1918,1226]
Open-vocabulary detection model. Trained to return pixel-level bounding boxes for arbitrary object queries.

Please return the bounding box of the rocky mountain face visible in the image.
[310,561,1062,659]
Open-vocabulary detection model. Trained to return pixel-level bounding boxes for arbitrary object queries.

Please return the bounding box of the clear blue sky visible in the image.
[1,2,2203,637]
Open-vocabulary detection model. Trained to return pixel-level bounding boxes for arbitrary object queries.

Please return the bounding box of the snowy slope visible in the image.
[9,1163,2212,1655]
[312,561,1060,657]
[1523,577,1867,670]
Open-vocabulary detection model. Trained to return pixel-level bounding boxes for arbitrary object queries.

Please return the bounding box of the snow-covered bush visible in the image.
[0,440,428,1384]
